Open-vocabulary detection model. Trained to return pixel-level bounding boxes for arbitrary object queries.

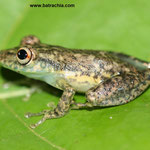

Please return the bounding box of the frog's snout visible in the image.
[0,49,17,67]
[0,50,6,63]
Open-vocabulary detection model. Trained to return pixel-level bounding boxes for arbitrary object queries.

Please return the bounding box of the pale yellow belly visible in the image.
[24,71,106,93]
[62,72,102,92]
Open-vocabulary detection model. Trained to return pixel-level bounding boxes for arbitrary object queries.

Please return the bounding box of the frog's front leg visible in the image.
[25,87,75,128]
[72,70,150,109]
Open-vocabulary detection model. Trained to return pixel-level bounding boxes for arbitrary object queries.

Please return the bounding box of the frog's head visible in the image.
[0,35,53,79]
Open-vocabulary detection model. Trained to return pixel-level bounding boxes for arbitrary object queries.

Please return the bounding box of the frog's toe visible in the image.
[29,116,47,129]
[30,124,37,129]
[24,112,33,118]
[47,101,56,110]
[24,110,48,118]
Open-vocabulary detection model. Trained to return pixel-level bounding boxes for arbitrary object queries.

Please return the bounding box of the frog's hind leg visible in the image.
[72,70,150,109]
[109,51,150,70]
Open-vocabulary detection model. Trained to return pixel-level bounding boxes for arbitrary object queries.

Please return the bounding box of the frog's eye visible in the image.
[17,47,32,65]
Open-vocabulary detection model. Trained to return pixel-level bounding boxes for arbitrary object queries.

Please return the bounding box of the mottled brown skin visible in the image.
[0,35,150,128]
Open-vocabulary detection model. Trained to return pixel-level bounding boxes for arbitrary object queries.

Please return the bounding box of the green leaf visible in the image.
[1,0,150,150]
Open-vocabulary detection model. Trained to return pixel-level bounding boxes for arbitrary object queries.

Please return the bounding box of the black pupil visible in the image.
[17,49,28,60]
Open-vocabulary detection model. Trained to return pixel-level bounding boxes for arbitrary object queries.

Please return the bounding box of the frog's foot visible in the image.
[26,110,64,129]
[2,82,12,89]
[25,110,50,129]
[23,86,39,102]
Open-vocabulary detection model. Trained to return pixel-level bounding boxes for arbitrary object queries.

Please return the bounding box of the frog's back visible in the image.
[40,46,134,74]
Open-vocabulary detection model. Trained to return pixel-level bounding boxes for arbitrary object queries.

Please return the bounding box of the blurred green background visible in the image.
[0,0,150,150]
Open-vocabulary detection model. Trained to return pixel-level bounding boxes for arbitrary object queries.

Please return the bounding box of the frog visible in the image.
[0,35,150,128]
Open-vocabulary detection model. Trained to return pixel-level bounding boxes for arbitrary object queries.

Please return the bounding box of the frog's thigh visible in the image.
[86,72,150,107]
